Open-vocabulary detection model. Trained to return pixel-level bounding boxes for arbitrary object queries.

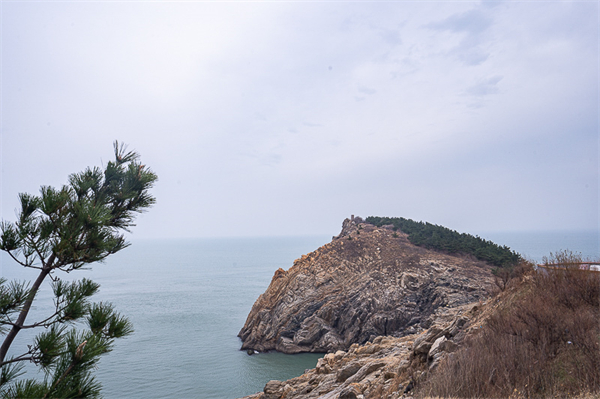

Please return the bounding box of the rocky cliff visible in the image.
[239,301,486,399]
[238,217,493,354]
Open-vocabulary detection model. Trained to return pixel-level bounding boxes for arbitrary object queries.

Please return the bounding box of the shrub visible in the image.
[420,251,600,398]
[366,216,520,268]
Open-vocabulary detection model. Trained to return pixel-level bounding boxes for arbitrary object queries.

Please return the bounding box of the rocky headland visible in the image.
[238,216,493,355]
[237,219,600,399]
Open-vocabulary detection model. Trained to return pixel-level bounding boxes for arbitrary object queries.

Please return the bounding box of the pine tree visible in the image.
[0,142,157,398]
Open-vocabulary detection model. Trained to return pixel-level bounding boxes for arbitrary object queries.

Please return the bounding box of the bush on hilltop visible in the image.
[366,216,520,268]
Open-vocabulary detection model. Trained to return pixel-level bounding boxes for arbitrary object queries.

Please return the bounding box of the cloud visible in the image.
[376,27,402,46]
[453,38,490,65]
[1,1,597,238]
[465,75,503,97]
[426,7,493,66]
[358,86,377,95]
[427,9,492,34]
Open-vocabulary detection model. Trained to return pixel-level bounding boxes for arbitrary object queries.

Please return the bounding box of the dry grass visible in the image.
[418,252,600,398]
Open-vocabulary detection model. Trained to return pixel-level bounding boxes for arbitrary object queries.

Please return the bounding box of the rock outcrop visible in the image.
[238,217,492,354]
[239,302,484,399]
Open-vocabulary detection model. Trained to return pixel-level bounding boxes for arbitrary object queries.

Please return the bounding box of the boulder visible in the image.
[338,386,360,399]
[346,362,386,384]
[264,380,284,399]
[428,336,458,359]
[428,336,447,358]
[336,362,363,382]
[412,327,444,355]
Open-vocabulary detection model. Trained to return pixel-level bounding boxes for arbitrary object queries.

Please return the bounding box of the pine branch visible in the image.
[0,355,35,367]
[40,341,86,399]
[4,251,33,269]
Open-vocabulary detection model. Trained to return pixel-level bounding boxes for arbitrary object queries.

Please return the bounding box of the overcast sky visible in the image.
[1,1,598,239]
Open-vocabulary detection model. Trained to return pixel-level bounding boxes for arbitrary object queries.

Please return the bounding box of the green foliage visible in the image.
[366,216,520,268]
[0,142,156,398]
[0,280,29,335]
[87,303,133,338]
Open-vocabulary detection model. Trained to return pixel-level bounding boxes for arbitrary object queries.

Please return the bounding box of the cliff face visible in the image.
[239,302,483,399]
[238,217,492,354]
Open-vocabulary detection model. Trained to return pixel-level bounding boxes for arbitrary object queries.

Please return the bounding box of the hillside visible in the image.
[237,218,599,399]
[238,216,493,354]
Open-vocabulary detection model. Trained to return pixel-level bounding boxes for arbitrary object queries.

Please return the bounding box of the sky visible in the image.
[1,0,598,239]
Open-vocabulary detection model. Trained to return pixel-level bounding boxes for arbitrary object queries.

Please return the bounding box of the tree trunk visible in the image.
[0,267,50,363]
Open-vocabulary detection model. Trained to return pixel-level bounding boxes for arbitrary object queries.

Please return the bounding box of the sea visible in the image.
[1,230,598,399]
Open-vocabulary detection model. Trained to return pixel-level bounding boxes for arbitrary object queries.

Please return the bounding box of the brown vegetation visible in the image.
[419,251,600,398]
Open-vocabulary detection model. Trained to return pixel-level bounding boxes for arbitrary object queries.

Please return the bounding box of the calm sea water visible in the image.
[1,230,598,398]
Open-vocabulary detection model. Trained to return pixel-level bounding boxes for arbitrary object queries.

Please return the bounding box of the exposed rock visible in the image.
[237,304,479,399]
[338,386,361,399]
[428,336,457,360]
[263,380,284,399]
[428,336,447,359]
[239,218,492,354]
[336,362,364,382]
[236,216,499,399]
[411,327,443,355]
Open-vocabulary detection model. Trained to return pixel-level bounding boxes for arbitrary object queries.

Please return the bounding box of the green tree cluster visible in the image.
[0,142,157,398]
[366,216,520,268]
